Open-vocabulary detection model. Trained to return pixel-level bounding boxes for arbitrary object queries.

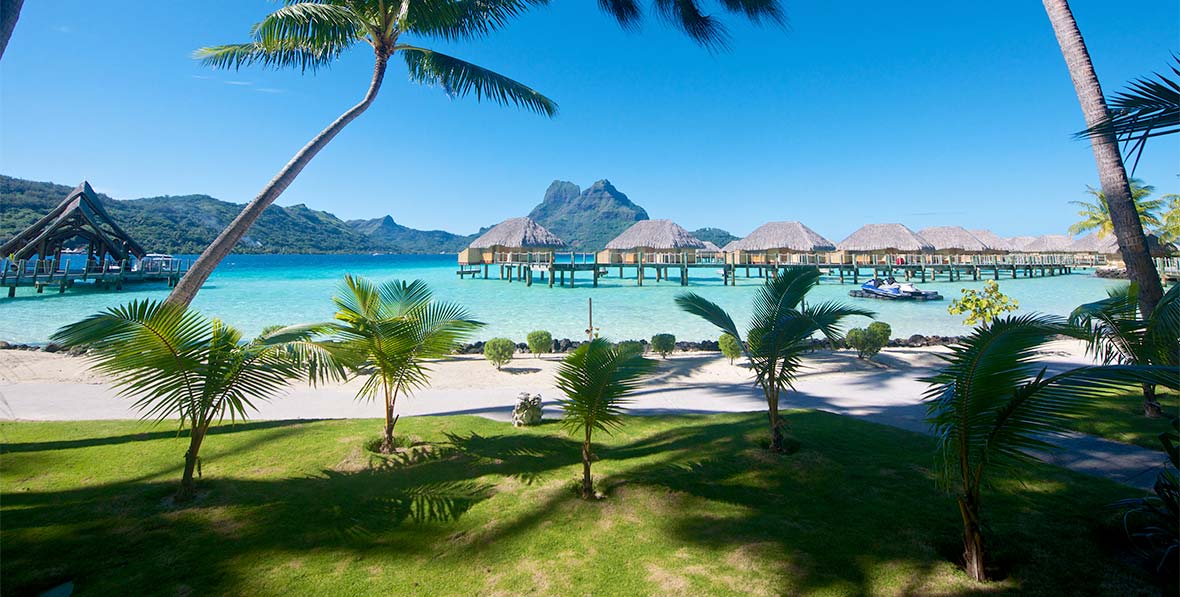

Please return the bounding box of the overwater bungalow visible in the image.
[916,226,989,265]
[458,217,566,267]
[969,229,1014,253]
[597,220,706,265]
[726,221,836,267]
[1070,232,1176,266]
[1004,236,1038,252]
[698,241,725,264]
[836,223,934,266]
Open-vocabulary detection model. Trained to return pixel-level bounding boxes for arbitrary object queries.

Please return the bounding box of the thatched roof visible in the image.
[1072,232,1176,257]
[1005,236,1038,251]
[721,239,741,252]
[468,217,566,249]
[1020,234,1075,253]
[916,226,989,253]
[604,219,706,250]
[836,224,934,253]
[968,229,1012,252]
[700,241,722,252]
[729,221,836,253]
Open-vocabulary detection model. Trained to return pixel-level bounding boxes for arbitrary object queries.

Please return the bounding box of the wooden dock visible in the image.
[1,257,190,297]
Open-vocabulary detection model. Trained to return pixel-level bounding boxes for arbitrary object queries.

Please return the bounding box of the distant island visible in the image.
[0,175,736,255]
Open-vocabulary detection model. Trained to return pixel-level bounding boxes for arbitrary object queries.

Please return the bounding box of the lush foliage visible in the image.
[677,267,872,452]
[650,333,676,358]
[948,280,1019,327]
[1160,193,1180,244]
[718,333,742,364]
[845,321,891,360]
[1112,416,1179,577]
[615,340,644,355]
[322,276,481,452]
[555,338,654,498]
[922,314,1176,581]
[692,227,739,248]
[526,330,552,357]
[483,338,517,370]
[1078,56,1179,174]
[1068,178,1164,238]
[527,180,649,251]
[49,300,336,497]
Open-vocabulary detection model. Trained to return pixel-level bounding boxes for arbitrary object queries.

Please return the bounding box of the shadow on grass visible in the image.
[0,419,318,454]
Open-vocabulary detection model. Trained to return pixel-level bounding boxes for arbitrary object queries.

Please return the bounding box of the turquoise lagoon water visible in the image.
[0,254,1129,344]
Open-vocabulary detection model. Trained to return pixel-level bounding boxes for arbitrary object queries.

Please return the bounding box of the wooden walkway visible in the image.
[1,257,190,297]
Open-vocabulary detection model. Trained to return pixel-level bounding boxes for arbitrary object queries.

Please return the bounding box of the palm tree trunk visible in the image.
[178,425,208,501]
[380,381,399,454]
[1042,0,1164,317]
[1142,383,1163,418]
[0,0,23,61]
[581,429,594,499]
[958,495,986,582]
[165,53,390,307]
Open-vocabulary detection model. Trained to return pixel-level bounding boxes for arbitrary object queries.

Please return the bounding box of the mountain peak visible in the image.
[528,179,649,250]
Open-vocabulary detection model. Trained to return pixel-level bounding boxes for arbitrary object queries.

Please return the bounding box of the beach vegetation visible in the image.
[1112,415,1179,578]
[1070,282,1180,417]
[1160,194,1180,243]
[718,333,741,364]
[615,340,644,355]
[921,314,1176,582]
[483,338,517,370]
[526,330,553,358]
[948,280,1018,327]
[323,276,481,453]
[49,300,339,499]
[1076,55,1180,175]
[1068,178,1164,238]
[677,267,872,452]
[554,338,655,498]
[650,333,676,359]
[845,321,891,360]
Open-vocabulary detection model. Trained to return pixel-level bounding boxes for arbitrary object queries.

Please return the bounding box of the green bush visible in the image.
[846,321,891,360]
[650,333,676,359]
[948,280,1018,327]
[719,333,742,364]
[526,330,552,358]
[616,340,644,356]
[483,338,516,370]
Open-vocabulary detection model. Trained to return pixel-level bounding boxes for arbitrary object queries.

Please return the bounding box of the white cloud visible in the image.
[224,80,254,86]
[255,88,285,94]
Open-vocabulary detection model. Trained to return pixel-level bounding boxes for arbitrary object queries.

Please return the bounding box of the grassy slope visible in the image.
[0,413,1164,596]
[1063,390,1179,450]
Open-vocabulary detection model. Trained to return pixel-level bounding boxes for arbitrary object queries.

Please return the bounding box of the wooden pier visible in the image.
[1,257,190,297]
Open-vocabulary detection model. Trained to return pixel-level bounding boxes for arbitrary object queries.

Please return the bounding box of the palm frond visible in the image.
[398,45,558,117]
[674,292,744,350]
[404,0,550,41]
[556,338,655,435]
[1077,56,1180,174]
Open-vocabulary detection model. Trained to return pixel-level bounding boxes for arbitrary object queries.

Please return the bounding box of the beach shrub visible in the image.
[677,267,873,453]
[1112,415,1179,578]
[555,338,655,498]
[719,333,742,364]
[846,322,891,360]
[650,333,676,359]
[948,280,1018,327]
[526,330,553,358]
[484,338,516,370]
[615,340,644,356]
[50,299,342,499]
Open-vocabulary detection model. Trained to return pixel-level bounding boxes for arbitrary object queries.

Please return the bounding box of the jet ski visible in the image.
[849,277,942,301]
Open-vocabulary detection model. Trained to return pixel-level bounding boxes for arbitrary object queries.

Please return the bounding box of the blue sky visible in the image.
[1,1,1176,240]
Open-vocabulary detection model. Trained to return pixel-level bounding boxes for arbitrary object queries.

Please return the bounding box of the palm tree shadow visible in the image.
[1,420,318,454]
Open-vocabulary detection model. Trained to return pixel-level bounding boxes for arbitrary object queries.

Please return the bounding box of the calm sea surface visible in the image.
[0,254,1128,344]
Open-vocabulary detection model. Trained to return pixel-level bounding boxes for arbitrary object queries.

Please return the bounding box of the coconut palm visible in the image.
[922,314,1176,582]
[676,267,873,452]
[1070,282,1180,417]
[0,0,22,60]
[1068,179,1164,238]
[1160,194,1180,244]
[1042,0,1164,316]
[1078,56,1179,175]
[555,338,655,499]
[50,300,341,499]
[325,275,482,453]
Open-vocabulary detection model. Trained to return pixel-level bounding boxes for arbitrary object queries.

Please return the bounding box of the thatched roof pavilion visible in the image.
[605,220,706,251]
[700,241,722,252]
[836,224,934,253]
[969,229,1012,252]
[721,239,741,252]
[916,226,989,254]
[1071,232,1176,257]
[468,217,566,249]
[0,181,145,263]
[1005,236,1038,252]
[1021,234,1075,253]
[729,221,836,253]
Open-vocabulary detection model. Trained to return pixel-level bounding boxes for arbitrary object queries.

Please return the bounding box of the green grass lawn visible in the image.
[1063,390,1179,450]
[0,412,1166,595]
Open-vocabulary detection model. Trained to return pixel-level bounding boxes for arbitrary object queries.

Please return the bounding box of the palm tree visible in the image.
[50,300,340,500]
[1159,194,1180,244]
[165,1,558,307]
[676,267,873,452]
[555,338,654,499]
[1042,0,1164,317]
[324,275,482,453]
[1077,56,1179,176]
[1068,178,1164,238]
[0,0,23,60]
[166,0,787,308]
[1070,282,1180,417]
[922,314,1176,582]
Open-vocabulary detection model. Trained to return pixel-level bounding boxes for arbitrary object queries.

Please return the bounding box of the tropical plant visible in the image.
[948,281,1018,327]
[718,333,741,365]
[650,333,676,359]
[50,300,339,499]
[1078,56,1179,175]
[324,276,481,453]
[555,338,655,499]
[1070,282,1180,417]
[846,321,891,360]
[677,267,872,452]
[1112,415,1179,577]
[1042,0,1164,316]
[922,314,1176,582]
[1160,194,1180,244]
[166,0,787,308]
[1068,179,1163,238]
[526,330,553,358]
[483,338,516,370]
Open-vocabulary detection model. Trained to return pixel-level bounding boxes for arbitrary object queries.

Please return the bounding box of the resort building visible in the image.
[458,217,566,266]
[725,221,836,267]
[1,180,146,266]
[915,226,990,265]
[597,220,706,265]
[835,223,934,266]
[969,229,1015,253]
[1070,232,1176,267]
